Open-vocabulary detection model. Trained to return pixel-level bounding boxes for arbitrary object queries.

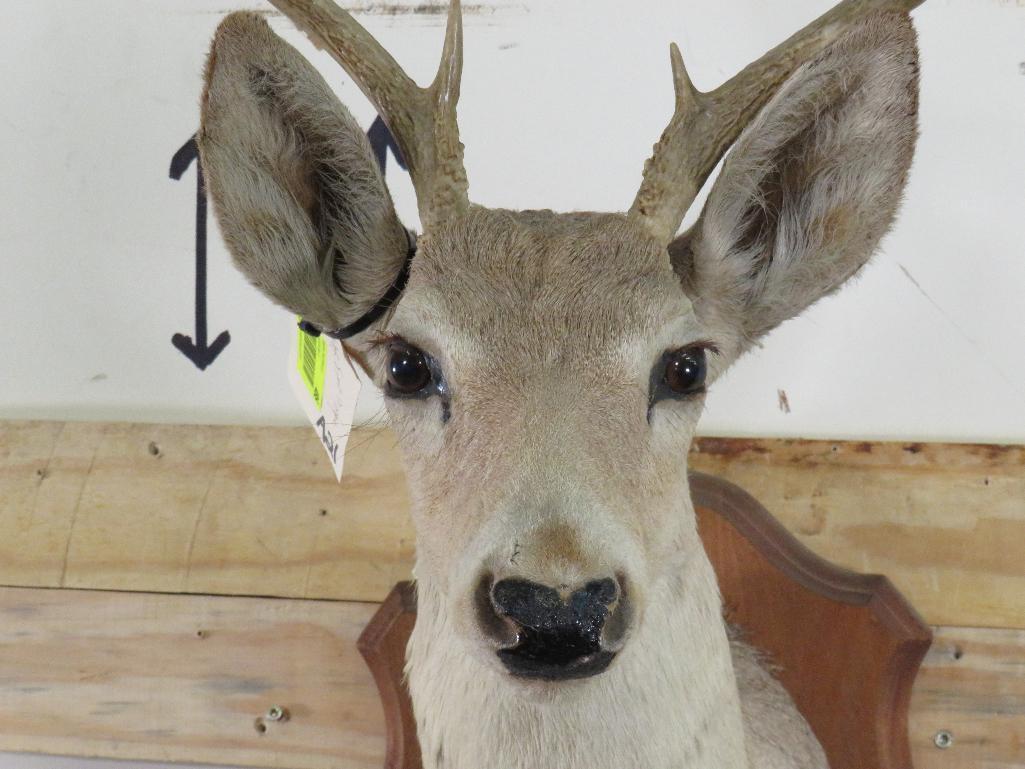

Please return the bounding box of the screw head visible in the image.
[265,705,287,722]
[934,730,953,749]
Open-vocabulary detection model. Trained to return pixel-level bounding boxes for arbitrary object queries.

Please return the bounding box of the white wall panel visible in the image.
[2,0,1023,442]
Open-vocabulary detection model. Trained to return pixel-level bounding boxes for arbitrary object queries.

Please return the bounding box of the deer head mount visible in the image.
[198,2,922,766]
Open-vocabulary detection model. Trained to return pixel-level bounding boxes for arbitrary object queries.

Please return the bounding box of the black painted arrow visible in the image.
[367,115,407,174]
[169,135,230,370]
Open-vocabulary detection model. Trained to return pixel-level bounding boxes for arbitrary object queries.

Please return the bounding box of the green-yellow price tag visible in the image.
[297,323,326,409]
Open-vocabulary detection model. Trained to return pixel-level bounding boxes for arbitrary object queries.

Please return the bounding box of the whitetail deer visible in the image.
[198,1,922,766]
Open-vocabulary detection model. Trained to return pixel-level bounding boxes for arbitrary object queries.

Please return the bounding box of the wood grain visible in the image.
[2,420,1023,629]
[0,420,412,602]
[0,586,1020,769]
[0,586,384,769]
[911,625,1025,769]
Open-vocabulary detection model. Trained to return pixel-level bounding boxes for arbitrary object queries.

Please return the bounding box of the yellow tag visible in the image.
[289,318,362,482]
[296,323,326,409]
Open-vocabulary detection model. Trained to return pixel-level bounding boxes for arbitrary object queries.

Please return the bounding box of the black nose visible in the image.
[490,578,620,680]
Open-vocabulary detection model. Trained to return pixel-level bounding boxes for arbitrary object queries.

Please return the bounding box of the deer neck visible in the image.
[406,537,749,769]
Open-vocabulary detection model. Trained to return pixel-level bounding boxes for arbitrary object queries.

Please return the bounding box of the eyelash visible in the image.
[367,331,403,351]
[688,341,720,357]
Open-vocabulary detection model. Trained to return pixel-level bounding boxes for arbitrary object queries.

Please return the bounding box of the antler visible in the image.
[629,0,926,243]
[268,0,468,231]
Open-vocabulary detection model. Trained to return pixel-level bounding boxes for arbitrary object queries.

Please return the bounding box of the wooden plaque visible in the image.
[358,472,932,769]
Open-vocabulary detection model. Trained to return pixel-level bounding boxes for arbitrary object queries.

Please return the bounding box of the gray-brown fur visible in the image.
[198,4,921,767]
[198,12,408,331]
[674,13,919,356]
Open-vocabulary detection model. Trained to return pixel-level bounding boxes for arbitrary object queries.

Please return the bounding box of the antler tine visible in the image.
[267,0,468,230]
[630,0,925,243]
[427,0,468,224]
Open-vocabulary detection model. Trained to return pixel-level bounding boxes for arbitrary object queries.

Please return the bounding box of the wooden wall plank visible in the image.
[690,439,1025,630]
[0,421,412,602]
[2,420,1023,629]
[911,626,1025,769]
[0,586,384,769]
[0,421,92,587]
[0,587,1020,769]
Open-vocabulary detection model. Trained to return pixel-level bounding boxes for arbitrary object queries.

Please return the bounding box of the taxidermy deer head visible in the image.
[199,1,921,766]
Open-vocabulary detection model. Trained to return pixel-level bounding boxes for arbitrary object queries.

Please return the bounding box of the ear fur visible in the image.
[674,13,919,355]
[198,12,409,331]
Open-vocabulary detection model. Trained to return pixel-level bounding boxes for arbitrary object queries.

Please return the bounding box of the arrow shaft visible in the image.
[170,133,229,370]
[194,159,208,348]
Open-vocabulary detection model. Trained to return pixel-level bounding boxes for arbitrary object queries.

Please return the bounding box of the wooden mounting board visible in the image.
[0,586,1021,769]
[2,420,1023,629]
[692,474,931,769]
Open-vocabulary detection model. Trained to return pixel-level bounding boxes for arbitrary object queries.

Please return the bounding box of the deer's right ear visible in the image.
[198,12,409,333]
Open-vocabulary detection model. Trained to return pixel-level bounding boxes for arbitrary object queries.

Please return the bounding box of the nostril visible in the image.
[601,584,631,650]
[476,573,518,647]
[567,578,619,625]
[491,579,562,628]
[490,579,522,617]
[581,578,618,607]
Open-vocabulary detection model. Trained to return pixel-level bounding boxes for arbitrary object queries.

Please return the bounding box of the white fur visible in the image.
[408,530,750,769]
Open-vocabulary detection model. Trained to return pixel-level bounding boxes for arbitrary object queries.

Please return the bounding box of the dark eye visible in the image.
[649,345,709,413]
[664,347,707,394]
[386,343,433,395]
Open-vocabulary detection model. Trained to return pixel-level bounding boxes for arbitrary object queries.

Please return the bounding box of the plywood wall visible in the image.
[1,420,1023,768]
[0,584,1018,769]
[4,420,1022,628]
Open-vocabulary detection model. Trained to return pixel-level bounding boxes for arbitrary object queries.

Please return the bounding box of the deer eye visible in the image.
[649,345,709,412]
[664,347,706,394]
[386,342,433,395]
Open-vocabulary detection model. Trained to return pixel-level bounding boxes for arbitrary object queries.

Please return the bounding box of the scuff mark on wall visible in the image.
[897,262,1019,394]
[200,676,274,695]
[777,389,791,414]
[896,263,928,296]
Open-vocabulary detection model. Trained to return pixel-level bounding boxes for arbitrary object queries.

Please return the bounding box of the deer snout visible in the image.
[482,576,626,681]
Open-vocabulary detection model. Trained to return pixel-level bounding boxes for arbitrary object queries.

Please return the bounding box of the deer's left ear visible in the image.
[672,13,919,354]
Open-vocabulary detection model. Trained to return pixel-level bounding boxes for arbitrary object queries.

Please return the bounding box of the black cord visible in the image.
[298,231,416,341]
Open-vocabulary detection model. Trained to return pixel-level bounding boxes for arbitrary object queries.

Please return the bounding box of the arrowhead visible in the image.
[171,330,231,370]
